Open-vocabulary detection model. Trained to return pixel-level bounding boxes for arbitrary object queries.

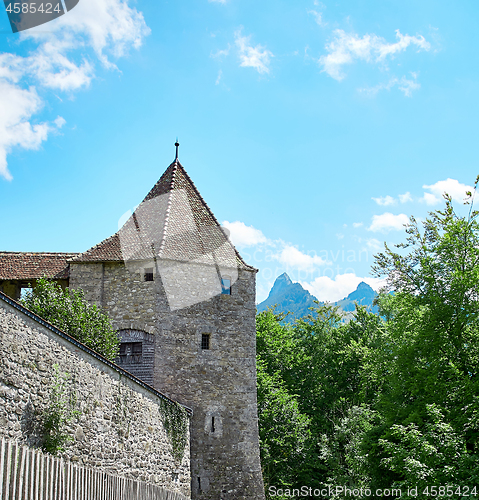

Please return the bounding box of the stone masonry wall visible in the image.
[70,260,265,500]
[156,267,265,500]
[0,297,191,498]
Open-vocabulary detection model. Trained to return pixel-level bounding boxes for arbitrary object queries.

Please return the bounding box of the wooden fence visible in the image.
[0,438,189,500]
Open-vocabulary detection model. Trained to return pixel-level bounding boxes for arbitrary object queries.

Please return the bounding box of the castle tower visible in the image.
[69,158,265,499]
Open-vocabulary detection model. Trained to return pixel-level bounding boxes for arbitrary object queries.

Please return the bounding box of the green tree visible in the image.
[256,305,383,490]
[256,310,314,489]
[257,359,311,491]
[367,179,479,487]
[22,277,119,360]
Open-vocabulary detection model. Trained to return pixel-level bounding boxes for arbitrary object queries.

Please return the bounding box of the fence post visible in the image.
[0,438,5,500]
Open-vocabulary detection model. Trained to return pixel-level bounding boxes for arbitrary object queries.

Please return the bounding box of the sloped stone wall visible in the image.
[0,296,191,498]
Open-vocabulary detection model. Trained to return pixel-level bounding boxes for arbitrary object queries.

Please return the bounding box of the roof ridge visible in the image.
[175,161,221,227]
[156,161,179,257]
[0,251,78,255]
[70,234,122,262]
[172,162,255,270]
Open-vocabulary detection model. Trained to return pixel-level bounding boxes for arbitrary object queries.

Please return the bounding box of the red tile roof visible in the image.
[72,161,255,271]
[0,252,78,280]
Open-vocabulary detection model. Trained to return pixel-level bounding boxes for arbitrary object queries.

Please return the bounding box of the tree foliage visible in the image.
[257,177,479,492]
[22,277,119,361]
[256,305,382,489]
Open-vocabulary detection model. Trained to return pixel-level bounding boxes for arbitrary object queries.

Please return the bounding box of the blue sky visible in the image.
[1,0,478,303]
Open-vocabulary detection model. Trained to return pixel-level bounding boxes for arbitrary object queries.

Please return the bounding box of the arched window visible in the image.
[116,329,155,385]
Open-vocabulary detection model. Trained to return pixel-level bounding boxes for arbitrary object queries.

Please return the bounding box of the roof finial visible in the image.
[175,138,179,161]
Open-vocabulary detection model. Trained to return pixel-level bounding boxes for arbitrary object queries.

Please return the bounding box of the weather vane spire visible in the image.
[175,138,179,161]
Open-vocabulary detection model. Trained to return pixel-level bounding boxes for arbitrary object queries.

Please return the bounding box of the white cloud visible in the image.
[27,0,151,68]
[366,238,383,251]
[0,80,47,180]
[215,69,223,85]
[28,40,94,91]
[308,10,326,27]
[370,191,412,206]
[302,273,385,302]
[320,29,430,81]
[423,178,473,205]
[359,73,421,97]
[421,192,440,206]
[222,220,268,247]
[368,212,409,232]
[222,221,329,273]
[211,46,230,58]
[398,74,421,97]
[234,28,273,74]
[353,222,363,228]
[399,192,413,203]
[372,195,396,206]
[0,0,150,180]
[274,245,327,272]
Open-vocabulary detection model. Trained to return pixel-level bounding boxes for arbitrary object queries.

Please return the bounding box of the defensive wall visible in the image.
[0,290,191,498]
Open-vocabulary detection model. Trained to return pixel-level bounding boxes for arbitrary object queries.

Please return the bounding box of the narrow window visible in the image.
[221,277,231,295]
[144,268,154,282]
[211,417,215,433]
[198,477,202,492]
[201,334,210,350]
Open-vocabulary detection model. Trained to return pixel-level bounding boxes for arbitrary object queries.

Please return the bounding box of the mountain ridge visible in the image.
[257,273,378,322]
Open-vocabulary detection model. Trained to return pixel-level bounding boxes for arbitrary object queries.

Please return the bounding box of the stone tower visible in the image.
[68,158,265,499]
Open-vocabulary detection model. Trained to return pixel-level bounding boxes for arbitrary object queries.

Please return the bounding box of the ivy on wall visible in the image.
[115,375,132,440]
[159,398,189,463]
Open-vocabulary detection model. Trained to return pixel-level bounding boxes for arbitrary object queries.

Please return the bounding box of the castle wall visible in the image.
[0,281,20,300]
[70,260,265,500]
[0,296,191,498]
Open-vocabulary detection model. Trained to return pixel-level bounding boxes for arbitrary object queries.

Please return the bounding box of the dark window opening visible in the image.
[144,268,154,282]
[119,342,142,363]
[211,417,215,433]
[221,278,231,295]
[198,477,202,492]
[201,334,210,350]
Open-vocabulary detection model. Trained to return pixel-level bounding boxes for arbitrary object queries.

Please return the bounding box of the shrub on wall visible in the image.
[40,364,81,455]
[21,277,119,361]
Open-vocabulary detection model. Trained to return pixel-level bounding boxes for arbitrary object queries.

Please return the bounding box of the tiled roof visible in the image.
[73,161,255,271]
[0,252,78,280]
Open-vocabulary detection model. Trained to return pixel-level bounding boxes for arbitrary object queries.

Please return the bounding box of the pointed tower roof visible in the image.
[71,160,254,271]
